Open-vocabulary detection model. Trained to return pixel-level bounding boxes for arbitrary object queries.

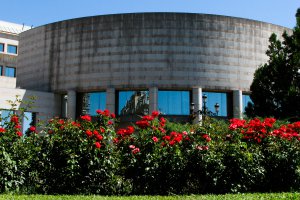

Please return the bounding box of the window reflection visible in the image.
[202,92,227,116]
[118,91,149,115]
[158,91,190,115]
[242,94,253,113]
[81,92,106,116]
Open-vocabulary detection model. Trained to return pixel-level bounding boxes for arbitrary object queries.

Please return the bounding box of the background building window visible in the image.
[7,45,17,54]
[118,91,149,115]
[0,110,11,126]
[0,66,2,76]
[242,94,253,113]
[158,90,190,115]
[0,43,4,52]
[202,92,227,117]
[79,92,106,116]
[5,67,16,77]
[23,112,35,134]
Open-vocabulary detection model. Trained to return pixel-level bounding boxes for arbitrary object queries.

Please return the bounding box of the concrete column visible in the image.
[233,90,243,119]
[149,87,158,113]
[67,90,76,119]
[192,87,202,123]
[106,88,115,114]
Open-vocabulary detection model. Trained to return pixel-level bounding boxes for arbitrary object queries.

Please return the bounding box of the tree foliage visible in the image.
[246,8,300,119]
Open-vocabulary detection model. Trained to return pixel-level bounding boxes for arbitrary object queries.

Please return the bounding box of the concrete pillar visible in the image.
[233,90,243,119]
[106,88,115,114]
[67,90,76,119]
[149,87,158,114]
[192,87,202,123]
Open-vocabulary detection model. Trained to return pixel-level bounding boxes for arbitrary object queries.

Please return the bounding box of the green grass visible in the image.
[0,193,300,200]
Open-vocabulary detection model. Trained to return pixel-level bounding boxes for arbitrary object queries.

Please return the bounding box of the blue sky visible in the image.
[0,0,299,28]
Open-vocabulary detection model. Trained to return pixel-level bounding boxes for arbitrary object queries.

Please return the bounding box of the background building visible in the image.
[0,21,60,132]
[1,13,293,124]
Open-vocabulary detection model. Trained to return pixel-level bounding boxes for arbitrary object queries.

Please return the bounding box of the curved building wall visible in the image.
[17,13,291,93]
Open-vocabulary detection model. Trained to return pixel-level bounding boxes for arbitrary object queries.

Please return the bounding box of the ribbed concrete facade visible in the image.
[17,13,290,93]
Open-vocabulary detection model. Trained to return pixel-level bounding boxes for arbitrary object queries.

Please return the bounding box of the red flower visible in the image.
[80,115,92,121]
[127,126,135,135]
[85,129,93,137]
[16,131,22,137]
[95,134,103,141]
[95,142,101,149]
[100,127,105,133]
[136,120,150,128]
[152,136,159,143]
[107,120,113,125]
[58,119,65,125]
[110,113,116,118]
[129,145,136,149]
[132,147,140,154]
[103,109,110,117]
[10,115,19,123]
[48,130,54,134]
[202,134,211,142]
[29,126,36,132]
[96,109,103,115]
[15,124,21,129]
[93,130,99,135]
[142,115,154,121]
[113,138,119,144]
[151,111,160,118]
[0,127,6,133]
[71,121,81,127]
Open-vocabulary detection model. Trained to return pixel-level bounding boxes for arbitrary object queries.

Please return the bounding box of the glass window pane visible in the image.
[5,67,16,77]
[81,92,106,116]
[0,43,4,52]
[7,45,17,54]
[242,94,253,113]
[0,110,11,126]
[158,91,190,115]
[118,91,149,115]
[0,66,2,76]
[202,92,227,116]
[23,112,33,134]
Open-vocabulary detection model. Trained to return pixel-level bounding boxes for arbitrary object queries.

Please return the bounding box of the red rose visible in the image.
[95,142,101,149]
[85,130,93,137]
[151,111,160,118]
[10,115,19,123]
[127,126,135,135]
[80,115,92,121]
[96,109,103,115]
[129,145,136,149]
[132,147,140,154]
[16,131,22,137]
[152,136,159,143]
[29,126,36,132]
[110,113,116,118]
[96,134,103,141]
[107,120,113,125]
[0,127,6,133]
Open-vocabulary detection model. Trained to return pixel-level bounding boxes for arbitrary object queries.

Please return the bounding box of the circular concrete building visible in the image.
[17,13,291,121]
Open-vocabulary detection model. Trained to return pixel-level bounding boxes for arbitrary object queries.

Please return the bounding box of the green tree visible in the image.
[246,8,300,119]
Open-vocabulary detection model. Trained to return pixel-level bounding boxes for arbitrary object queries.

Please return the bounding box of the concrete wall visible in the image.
[17,13,291,93]
[0,77,16,88]
[0,88,61,122]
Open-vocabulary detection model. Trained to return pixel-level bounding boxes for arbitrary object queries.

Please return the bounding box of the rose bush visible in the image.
[0,109,299,194]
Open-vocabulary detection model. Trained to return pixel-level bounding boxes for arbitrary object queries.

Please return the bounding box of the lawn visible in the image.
[1,193,300,200]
